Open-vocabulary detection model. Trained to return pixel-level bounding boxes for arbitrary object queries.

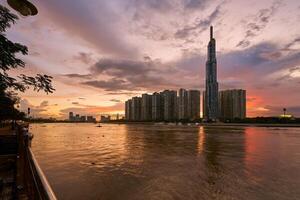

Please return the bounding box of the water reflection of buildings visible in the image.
[198,126,247,198]
[123,125,201,198]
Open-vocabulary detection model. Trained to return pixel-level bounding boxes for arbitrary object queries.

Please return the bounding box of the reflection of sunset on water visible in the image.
[31,124,300,199]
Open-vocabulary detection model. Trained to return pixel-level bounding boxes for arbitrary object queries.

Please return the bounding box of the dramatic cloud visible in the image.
[35,0,139,58]
[63,74,92,79]
[70,57,181,91]
[236,0,282,48]
[83,79,132,91]
[110,99,121,103]
[73,52,94,64]
[183,0,210,10]
[174,3,222,39]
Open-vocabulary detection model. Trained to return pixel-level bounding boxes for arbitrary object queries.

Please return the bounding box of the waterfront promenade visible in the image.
[0,123,57,200]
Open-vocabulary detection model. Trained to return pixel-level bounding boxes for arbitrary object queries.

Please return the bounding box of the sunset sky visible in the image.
[2,0,300,119]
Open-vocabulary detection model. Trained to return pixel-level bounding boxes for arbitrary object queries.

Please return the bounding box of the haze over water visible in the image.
[30,123,300,200]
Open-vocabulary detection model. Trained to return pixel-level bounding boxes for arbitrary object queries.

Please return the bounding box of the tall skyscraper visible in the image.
[187,90,200,120]
[141,93,152,121]
[219,89,246,120]
[204,26,219,121]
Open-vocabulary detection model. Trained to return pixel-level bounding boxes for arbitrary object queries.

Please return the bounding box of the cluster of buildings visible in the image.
[125,89,200,121]
[125,26,246,122]
[203,26,246,121]
[68,112,96,122]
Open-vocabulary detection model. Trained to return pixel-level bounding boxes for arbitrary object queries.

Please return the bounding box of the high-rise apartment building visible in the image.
[152,92,164,121]
[131,97,142,121]
[187,90,200,120]
[178,88,188,120]
[141,94,152,121]
[125,99,132,120]
[219,89,246,120]
[162,90,177,121]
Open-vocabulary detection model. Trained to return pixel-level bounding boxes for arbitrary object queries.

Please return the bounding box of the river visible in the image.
[30,123,300,200]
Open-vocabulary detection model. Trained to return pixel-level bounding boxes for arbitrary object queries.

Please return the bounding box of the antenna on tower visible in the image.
[210,26,213,40]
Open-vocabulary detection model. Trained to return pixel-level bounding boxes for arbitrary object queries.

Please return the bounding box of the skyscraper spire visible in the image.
[204,25,219,121]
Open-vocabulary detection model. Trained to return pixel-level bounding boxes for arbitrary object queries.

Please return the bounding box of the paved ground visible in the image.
[0,155,16,200]
[0,127,17,200]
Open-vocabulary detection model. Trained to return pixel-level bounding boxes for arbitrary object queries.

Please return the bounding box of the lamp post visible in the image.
[7,0,38,16]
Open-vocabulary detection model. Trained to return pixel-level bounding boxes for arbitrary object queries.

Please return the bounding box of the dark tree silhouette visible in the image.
[0,4,54,121]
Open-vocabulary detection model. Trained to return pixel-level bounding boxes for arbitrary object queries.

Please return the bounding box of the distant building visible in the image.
[202,92,206,119]
[80,116,86,121]
[219,89,246,120]
[178,89,188,120]
[87,116,96,122]
[141,94,152,121]
[187,90,200,120]
[162,90,177,121]
[100,115,111,122]
[69,112,74,121]
[131,97,142,121]
[68,112,96,122]
[152,92,164,121]
[75,114,80,121]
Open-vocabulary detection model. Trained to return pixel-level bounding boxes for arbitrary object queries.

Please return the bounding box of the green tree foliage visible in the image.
[0,4,54,121]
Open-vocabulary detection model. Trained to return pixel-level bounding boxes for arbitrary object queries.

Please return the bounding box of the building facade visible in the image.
[141,94,152,121]
[125,99,132,120]
[131,97,142,121]
[162,90,177,121]
[69,112,74,121]
[178,88,188,120]
[152,92,164,121]
[219,89,246,120]
[187,90,200,120]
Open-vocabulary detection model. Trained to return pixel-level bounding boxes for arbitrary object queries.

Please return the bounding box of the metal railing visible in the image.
[16,124,57,200]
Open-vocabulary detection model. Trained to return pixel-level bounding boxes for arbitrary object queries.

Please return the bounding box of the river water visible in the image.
[30,123,300,200]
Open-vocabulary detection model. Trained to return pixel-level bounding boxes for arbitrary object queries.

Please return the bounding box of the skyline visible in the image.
[2,0,300,118]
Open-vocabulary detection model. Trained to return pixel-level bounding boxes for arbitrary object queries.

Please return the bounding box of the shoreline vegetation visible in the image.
[18,118,300,127]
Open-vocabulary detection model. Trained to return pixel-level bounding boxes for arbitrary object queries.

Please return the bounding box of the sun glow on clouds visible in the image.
[3,0,300,117]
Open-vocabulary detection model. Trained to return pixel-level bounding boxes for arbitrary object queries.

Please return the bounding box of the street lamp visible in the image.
[7,0,38,16]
